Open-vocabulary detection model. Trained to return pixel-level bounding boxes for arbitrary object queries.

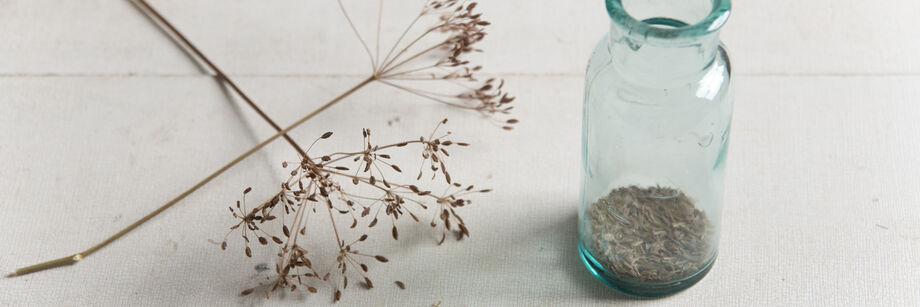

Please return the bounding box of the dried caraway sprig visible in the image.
[9,0,515,293]
[341,0,519,129]
[223,120,488,301]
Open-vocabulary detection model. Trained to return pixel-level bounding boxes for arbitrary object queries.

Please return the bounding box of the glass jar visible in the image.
[578,0,733,297]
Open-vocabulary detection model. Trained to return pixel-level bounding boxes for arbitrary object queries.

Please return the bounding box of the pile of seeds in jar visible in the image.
[587,186,713,282]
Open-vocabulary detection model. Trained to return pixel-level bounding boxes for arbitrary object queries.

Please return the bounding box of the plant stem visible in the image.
[382,38,449,76]
[9,76,376,278]
[130,0,308,158]
[337,0,376,71]
[378,79,472,110]
[379,12,423,72]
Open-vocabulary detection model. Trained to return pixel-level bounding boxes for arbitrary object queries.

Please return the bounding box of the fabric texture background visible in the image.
[1,1,918,305]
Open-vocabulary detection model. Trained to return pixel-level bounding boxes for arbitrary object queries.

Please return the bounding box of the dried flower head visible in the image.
[340,0,518,129]
[223,120,489,301]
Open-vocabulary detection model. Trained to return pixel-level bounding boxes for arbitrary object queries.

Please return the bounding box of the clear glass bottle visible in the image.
[578,0,733,297]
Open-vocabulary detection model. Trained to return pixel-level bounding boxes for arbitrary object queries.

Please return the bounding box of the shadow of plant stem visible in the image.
[11,0,518,303]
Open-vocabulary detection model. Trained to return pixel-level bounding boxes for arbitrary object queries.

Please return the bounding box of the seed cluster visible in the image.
[370,0,518,130]
[224,120,488,301]
[587,186,713,283]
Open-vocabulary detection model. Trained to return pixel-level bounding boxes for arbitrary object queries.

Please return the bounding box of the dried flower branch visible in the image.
[341,0,518,128]
[11,2,516,302]
[225,120,487,301]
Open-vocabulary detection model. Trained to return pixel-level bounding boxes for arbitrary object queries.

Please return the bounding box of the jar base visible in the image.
[578,243,716,297]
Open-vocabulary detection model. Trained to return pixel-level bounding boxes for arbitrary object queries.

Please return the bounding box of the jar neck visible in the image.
[608,21,721,82]
[605,0,731,84]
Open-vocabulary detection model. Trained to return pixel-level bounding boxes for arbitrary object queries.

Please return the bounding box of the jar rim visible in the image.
[606,0,731,44]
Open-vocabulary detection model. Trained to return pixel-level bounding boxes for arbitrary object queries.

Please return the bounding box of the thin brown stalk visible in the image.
[381,39,449,75]
[379,64,440,78]
[131,0,308,158]
[377,79,474,110]
[9,76,375,277]
[379,11,423,71]
[380,27,440,71]
[375,0,384,67]
[337,0,377,70]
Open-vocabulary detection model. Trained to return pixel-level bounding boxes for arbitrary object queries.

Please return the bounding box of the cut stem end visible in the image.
[10,254,83,277]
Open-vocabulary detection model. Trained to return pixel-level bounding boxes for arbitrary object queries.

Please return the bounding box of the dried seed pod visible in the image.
[458,223,470,237]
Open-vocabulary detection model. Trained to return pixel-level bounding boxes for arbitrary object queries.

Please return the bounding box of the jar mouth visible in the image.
[606,0,731,44]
